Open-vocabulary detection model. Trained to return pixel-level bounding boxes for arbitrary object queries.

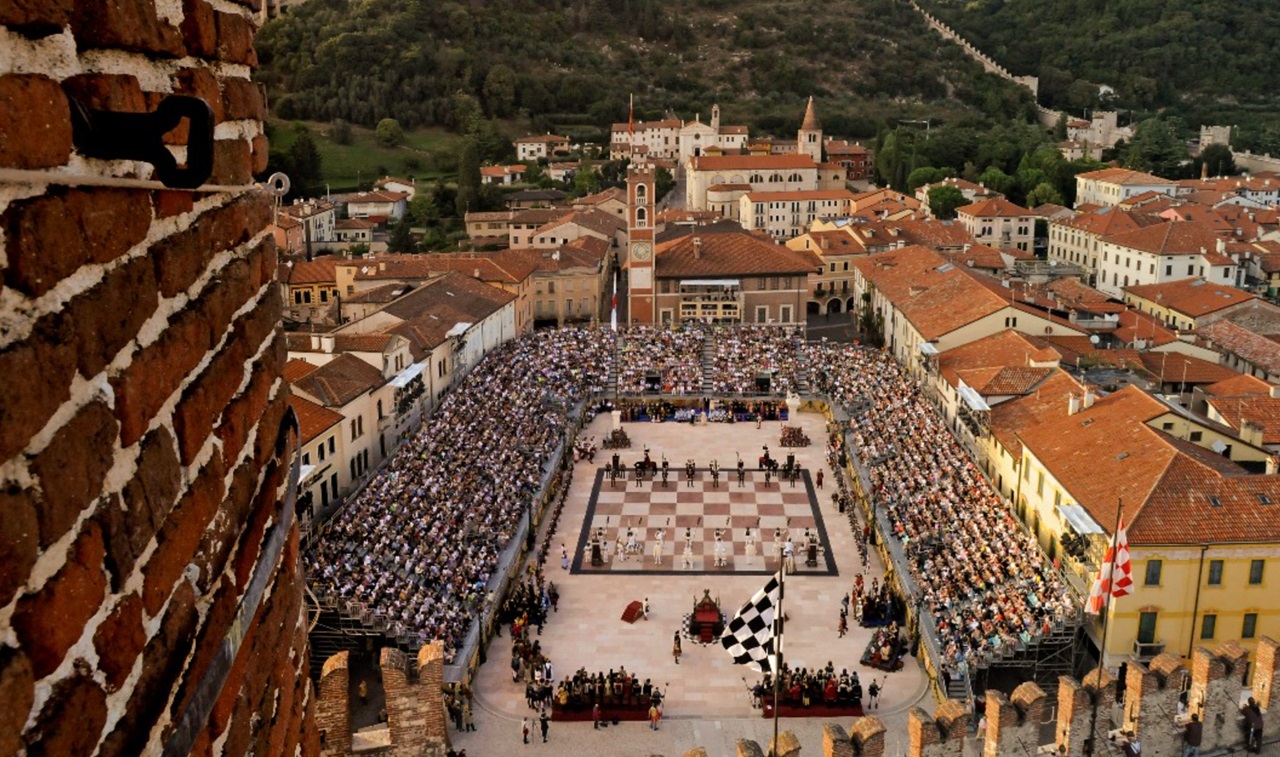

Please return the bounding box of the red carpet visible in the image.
[762,701,864,719]
[620,600,643,624]
[551,703,653,723]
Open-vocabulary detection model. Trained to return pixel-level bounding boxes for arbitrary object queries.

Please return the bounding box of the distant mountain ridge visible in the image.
[255,0,1037,136]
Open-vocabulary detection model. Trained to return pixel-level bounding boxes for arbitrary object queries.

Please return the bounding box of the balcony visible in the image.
[1132,639,1165,660]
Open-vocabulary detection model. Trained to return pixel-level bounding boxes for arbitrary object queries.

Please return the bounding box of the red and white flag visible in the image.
[1085,516,1133,614]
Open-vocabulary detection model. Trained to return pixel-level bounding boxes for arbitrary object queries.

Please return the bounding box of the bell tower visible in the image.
[626,165,656,325]
[798,96,822,164]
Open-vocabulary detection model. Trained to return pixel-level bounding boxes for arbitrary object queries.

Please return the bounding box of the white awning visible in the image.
[1058,503,1104,535]
[446,322,472,337]
[920,342,940,356]
[957,384,991,412]
[390,361,427,388]
[679,279,740,287]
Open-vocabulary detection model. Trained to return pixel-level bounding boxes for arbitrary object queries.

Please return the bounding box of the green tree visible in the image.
[407,193,439,226]
[455,137,481,217]
[1025,182,1064,208]
[482,64,517,118]
[375,118,404,147]
[573,165,602,196]
[1195,144,1237,178]
[1053,113,1068,142]
[978,167,1016,197]
[655,166,675,202]
[330,119,353,145]
[387,216,415,253]
[906,166,947,192]
[287,128,323,192]
[1124,118,1188,178]
[927,185,966,220]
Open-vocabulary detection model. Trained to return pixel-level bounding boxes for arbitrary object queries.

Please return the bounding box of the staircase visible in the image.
[700,331,716,394]
[607,339,620,396]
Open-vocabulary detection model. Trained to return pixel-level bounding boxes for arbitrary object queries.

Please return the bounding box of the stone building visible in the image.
[0,1,315,755]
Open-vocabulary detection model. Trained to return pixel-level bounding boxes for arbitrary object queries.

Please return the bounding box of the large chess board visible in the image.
[570,468,838,575]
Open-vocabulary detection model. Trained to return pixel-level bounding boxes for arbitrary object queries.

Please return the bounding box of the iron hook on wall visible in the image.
[70,95,215,190]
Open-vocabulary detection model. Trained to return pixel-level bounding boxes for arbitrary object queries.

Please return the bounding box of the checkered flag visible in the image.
[720,572,783,672]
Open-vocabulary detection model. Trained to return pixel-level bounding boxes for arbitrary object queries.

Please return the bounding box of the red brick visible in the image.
[61,73,146,112]
[29,400,118,550]
[0,0,72,36]
[58,254,160,378]
[153,190,194,219]
[152,195,259,298]
[179,0,217,58]
[68,0,185,57]
[2,188,152,297]
[210,138,252,185]
[142,457,225,616]
[93,594,145,693]
[216,345,277,470]
[11,523,107,680]
[170,576,238,717]
[221,79,266,122]
[214,11,257,67]
[0,322,76,460]
[172,66,224,127]
[0,75,71,169]
[251,133,269,175]
[0,648,34,757]
[96,495,141,592]
[26,673,108,756]
[96,426,185,588]
[0,485,40,607]
[173,347,249,466]
[97,583,196,757]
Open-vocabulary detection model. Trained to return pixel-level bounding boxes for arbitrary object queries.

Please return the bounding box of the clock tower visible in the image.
[626,165,656,324]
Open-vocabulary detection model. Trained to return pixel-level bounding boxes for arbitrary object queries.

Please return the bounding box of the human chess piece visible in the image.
[737,456,746,485]
[681,540,693,571]
[745,528,756,557]
[713,530,727,567]
[652,529,664,565]
[685,459,696,488]
[661,456,669,488]
[710,459,720,489]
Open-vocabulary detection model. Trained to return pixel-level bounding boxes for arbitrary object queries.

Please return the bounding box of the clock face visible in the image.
[632,242,652,261]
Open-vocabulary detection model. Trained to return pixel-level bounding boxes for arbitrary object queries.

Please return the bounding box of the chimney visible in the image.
[1216,238,1226,254]
[1202,161,1209,180]
[1083,391,1097,409]
[473,268,481,278]
[1269,455,1279,476]
[379,261,386,271]
[1068,395,1081,415]
[693,236,703,259]
[1271,385,1280,400]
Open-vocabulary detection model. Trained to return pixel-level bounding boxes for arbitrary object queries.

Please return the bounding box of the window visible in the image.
[1208,559,1223,585]
[328,437,335,455]
[320,289,329,303]
[1189,431,1203,442]
[1161,422,1174,431]
[1243,613,1258,639]
[1144,559,1162,586]
[1201,614,1216,640]
[1249,559,1265,585]
[781,305,792,323]
[357,416,364,436]
[1054,490,1061,508]
[377,400,383,420]
[548,281,555,294]
[318,441,326,461]
[1137,612,1158,644]
[302,452,311,466]
[351,419,358,441]
[1036,471,1044,497]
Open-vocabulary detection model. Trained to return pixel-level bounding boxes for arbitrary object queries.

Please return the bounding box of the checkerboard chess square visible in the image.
[572,468,837,576]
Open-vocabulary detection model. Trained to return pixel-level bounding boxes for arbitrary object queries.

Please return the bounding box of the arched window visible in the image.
[635,184,647,201]
[749,174,764,183]
[636,207,647,228]
[769,173,783,183]
[789,173,802,182]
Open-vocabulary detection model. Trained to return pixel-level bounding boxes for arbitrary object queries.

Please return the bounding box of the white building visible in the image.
[1075,167,1178,208]
[956,197,1035,252]
[345,190,409,223]
[514,133,570,161]
[738,189,857,241]
[1094,221,1237,298]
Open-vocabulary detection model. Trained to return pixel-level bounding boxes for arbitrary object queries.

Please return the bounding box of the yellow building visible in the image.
[1123,277,1257,331]
[984,381,1280,669]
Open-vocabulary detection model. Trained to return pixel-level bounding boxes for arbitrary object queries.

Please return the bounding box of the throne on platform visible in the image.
[690,589,725,643]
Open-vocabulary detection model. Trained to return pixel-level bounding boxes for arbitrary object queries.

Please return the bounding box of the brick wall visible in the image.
[1190,643,1249,751]
[316,651,351,756]
[984,681,1045,757]
[0,1,313,754]
[907,699,966,757]
[1055,668,1114,756]
[823,723,854,757]
[1254,636,1280,741]
[1120,654,1182,756]
[850,715,887,756]
[380,645,449,757]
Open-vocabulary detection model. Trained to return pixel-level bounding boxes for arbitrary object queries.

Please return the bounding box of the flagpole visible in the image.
[1086,497,1124,756]
[772,566,785,756]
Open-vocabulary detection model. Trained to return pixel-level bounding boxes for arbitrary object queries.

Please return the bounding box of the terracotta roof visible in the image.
[514,134,568,144]
[794,231,866,256]
[289,394,345,446]
[1102,221,1230,258]
[654,231,818,278]
[1138,351,1237,385]
[290,353,384,407]
[1125,279,1254,319]
[336,218,377,230]
[852,246,1015,340]
[968,365,1054,395]
[510,208,564,225]
[720,125,749,135]
[708,183,754,192]
[1115,309,1179,347]
[343,283,413,304]
[346,190,408,204]
[575,187,626,206]
[273,214,301,230]
[1203,376,1280,445]
[610,119,681,132]
[465,211,512,222]
[283,257,339,285]
[957,197,1032,218]
[534,208,623,238]
[480,165,525,177]
[278,199,336,220]
[689,154,817,172]
[824,140,868,156]
[1199,320,1280,375]
[284,358,319,383]
[989,369,1086,457]
[800,96,821,131]
[1058,206,1152,237]
[938,329,1062,390]
[1078,167,1177,186]
[943,245,1006,271]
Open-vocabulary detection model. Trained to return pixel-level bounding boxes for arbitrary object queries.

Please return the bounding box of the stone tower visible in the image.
[0,1,315,755]
[626,164,657,324]
[798,96,823,163]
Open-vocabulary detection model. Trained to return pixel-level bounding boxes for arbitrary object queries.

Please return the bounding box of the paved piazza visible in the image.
[451,411,932,756]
